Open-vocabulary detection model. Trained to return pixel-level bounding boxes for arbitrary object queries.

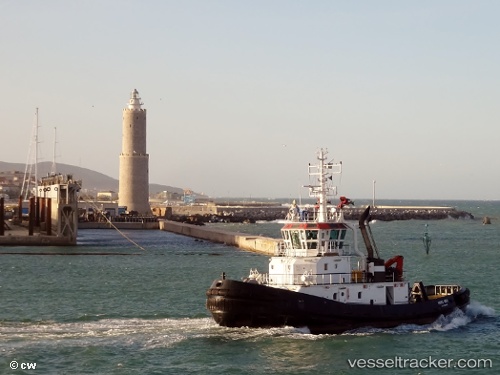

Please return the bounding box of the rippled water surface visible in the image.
[1,200,499,374]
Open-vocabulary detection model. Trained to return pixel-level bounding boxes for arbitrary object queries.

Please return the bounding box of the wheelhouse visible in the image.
[280,222,354,257]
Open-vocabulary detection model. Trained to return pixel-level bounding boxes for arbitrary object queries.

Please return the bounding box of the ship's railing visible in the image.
[285,207,342,223]
[258,270,408,286]
[264,271,369,286]
[274,242,355,257]
[324,243,355,255]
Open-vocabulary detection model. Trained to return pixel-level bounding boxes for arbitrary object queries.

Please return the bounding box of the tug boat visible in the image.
[206,149,470,334]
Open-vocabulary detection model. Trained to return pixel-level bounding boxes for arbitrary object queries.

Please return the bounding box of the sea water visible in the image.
[1,200,499,374]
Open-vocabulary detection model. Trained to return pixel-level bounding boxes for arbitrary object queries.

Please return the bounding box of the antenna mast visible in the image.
[305,148,342,223]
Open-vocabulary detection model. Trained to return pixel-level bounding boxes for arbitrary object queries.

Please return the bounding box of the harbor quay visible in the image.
[0,222,77,246]
[0,174,80,247]
[78,219,159,230]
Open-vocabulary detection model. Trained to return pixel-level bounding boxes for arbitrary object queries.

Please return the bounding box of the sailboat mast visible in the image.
[34,108,39,199]
[51,126,57,175]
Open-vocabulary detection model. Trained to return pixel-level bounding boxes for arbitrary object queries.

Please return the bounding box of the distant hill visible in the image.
[0,161,185,195]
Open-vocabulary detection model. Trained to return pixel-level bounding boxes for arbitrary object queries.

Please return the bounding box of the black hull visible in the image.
[206,279,470,334]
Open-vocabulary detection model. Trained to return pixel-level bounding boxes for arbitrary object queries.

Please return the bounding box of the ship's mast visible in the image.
[305,148,342,223]
[318,149,329,222]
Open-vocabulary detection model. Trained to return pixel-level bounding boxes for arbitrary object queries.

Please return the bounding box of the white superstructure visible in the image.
[247,149,411,306]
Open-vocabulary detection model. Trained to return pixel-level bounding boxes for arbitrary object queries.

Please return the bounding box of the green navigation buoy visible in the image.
[423,224,432,254]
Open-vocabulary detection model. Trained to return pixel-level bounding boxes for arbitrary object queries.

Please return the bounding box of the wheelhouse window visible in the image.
[290,230,301,249]
[305,230,318,249]
[338,230,346,249]
[330,229,347,249]
[306,230,318,240]
[330,230,339,240]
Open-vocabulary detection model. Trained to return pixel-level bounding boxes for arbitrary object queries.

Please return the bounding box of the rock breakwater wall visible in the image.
[346,206,474,221]
[168,205,474,224]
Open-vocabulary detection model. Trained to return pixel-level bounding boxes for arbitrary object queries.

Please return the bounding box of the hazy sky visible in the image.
[1,1,499,200]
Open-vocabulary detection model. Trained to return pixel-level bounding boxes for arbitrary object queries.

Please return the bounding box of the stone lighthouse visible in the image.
[119,89,150,214]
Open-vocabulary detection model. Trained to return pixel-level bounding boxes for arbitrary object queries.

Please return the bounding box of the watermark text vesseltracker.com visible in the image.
[347,356,493,369]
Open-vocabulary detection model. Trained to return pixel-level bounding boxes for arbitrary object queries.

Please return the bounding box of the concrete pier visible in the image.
[0,222,76,246]
[159,220,278,255]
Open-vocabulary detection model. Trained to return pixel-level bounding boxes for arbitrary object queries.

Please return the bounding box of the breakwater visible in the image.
[346,205,474,221]
[167,204,474,224]
[159,220,278,255]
